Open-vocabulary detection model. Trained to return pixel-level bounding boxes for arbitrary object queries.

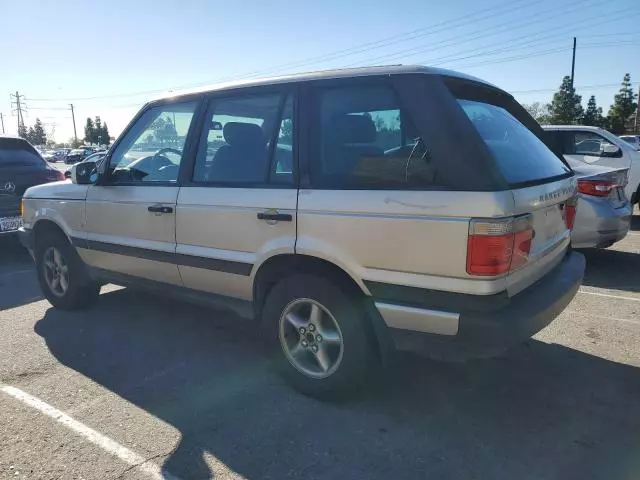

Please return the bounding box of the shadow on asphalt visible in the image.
[579,247,640,293]
[35,288,640,480]
[0,237,41,311]
[0,236,31,267]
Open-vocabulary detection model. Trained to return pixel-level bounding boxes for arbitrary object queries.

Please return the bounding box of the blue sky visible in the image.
[1,0,639,142]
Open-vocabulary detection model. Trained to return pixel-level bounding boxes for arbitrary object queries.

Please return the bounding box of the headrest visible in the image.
[223,122,264,146]
[327,114,377,144]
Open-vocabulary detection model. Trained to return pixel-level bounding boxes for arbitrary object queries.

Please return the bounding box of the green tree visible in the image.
[607,73,638,134]
[373,115,387,131]
[523,102,551,124]
[94,116,102,144]
[26,126,36,144]
[548,76,584,125]
[101,122,110,144]
[17,123,28,140]
[581,96,606,128]
[68,137,82,148]
[151,117,166,144]
[32,118,47,145]
[280,119,293,145]
[84,118,95,144]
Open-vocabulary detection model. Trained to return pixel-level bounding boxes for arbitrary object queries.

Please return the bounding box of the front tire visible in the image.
[35,231,100,310]
[262,274,375,400]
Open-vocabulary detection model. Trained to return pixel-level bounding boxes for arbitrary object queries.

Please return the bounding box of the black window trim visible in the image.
[97,95,206,188]
[181,84,300,190]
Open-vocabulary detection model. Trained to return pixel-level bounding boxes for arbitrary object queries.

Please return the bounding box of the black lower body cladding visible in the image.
[374,251,586,355]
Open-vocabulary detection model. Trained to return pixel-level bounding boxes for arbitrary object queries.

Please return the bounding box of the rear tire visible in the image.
[35,231,100,310]
[261,274,375,400]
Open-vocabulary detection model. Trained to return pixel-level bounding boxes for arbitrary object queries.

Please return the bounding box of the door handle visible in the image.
[148,205,174,214]
[257,211,292,222]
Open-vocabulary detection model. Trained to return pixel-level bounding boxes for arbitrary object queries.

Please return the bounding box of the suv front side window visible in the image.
[107,101,197,184]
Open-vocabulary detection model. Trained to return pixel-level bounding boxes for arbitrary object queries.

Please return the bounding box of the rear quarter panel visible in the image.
[296,189,516,295]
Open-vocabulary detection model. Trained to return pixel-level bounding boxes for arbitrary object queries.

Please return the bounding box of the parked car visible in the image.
[52,149,70,162]
[18,66,585,399]
[544,126,640,210]
[41,151,56,162]
[65,147,96,164]
[64,151,107,178]
[619,135,640,151]
[0,135,65,236]
[564,158,630,248]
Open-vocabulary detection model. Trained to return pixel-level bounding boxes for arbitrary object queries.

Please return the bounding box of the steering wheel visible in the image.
[150,147,182,170]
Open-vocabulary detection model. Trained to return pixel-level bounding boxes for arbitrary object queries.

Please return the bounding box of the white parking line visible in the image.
[579,312,640,326]
[0,384,181,480]
[578,289,640,303]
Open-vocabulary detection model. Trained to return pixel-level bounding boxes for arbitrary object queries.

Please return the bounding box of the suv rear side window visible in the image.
[312,84,435,189]
[0,138,46,167]
[457,99,570,185]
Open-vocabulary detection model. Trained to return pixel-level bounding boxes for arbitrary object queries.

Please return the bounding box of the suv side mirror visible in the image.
[70,160,99,185]
[601,144,621,158]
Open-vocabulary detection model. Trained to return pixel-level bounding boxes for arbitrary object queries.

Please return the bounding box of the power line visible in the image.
[412,8,639,69]
[22,0,536,102]
[510,81,639,95]
[351,0,628,67]
[446,40,640,71]
[22,1,638,106]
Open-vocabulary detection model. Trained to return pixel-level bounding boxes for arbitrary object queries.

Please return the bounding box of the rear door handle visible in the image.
[148,205,174,214]
[257,212,292,222]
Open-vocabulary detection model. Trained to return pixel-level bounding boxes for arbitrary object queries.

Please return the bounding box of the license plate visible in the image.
[0,216,23,232]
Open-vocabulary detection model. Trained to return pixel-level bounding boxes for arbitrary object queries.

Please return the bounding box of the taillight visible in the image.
[42,169,65,182]
[466,215,533,276]
[562,197,578,231]
[578,179,616,197]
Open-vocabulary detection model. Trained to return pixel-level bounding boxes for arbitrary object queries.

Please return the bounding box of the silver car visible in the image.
[565,157,631,248]
[18,65,585,399]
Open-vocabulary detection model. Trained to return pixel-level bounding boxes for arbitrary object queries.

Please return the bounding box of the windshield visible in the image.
[457,99,571,185]
[0,139,46,167]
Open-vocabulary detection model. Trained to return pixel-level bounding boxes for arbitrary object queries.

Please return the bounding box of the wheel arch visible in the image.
[252,254,367,312]
[252,253,393,364]
[33,218,72,248]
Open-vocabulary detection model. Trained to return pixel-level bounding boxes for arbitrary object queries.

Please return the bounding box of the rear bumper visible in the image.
[571,195,631,248]
[373,251,585,354]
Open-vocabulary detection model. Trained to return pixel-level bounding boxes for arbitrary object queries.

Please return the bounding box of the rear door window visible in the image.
[457,99,570,186]
[311,83,436,189]
[0,139,46,167]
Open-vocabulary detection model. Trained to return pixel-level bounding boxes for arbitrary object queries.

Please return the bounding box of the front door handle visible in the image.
[257,211,292,222]
[148,205,174,214]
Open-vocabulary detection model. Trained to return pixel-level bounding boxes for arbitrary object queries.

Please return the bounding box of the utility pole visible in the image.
[69,104,78,144]
[10,91,27,134]
[570,37,577,89]
[0,113,4,134]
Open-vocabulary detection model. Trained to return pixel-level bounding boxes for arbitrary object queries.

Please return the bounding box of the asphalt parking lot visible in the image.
[1,216,639,480]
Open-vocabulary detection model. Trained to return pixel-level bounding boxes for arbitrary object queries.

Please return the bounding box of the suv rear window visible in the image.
[0,138,46,167]
[457,99,570,186]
